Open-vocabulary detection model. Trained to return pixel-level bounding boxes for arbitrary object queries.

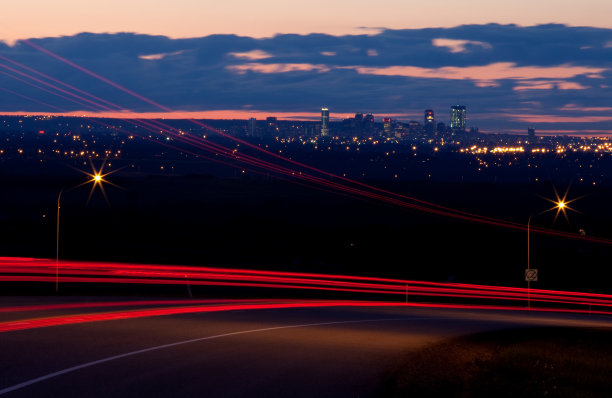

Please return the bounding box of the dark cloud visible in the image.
[0,24,611,132]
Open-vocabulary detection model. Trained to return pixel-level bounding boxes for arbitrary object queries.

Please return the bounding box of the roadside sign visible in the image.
[525,269,538,282]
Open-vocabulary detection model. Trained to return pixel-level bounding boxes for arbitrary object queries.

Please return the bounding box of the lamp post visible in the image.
[527,200,566,308]
[55,167,110,293]
[527,214,532,309]
[56,189,63,292]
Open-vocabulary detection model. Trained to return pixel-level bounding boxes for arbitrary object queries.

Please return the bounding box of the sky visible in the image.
[1,1,612,134]
[3,0,612,43]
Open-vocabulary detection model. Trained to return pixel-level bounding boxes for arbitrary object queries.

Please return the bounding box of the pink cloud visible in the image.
[513,82,555,91]
[345,62,606,82]
[513,80,589,91]
[557,81,590,90]
[560,104,612,112]
[474,80,500,88]
[432,38,492,53]
[226,62,606,89]
[227,62,331,74]
[228,50,273,60]
[139,50,184,60]
[508,114,612,123]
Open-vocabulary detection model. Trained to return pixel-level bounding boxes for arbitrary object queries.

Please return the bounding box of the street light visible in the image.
[526,187,579,308]
[56,189,63,292]
[55,161,119,292]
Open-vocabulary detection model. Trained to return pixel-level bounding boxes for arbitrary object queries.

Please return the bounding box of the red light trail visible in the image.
[2,256,612,331]
[0,299,286,314]
[1,299,612,334]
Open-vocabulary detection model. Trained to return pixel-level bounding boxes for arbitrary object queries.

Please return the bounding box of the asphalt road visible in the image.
[2,301,612,397]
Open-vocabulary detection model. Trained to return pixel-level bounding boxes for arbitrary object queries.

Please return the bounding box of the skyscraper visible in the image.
[528,127,536,140]
[424,109,435,134]
[363,113,374,134]
[248,117,256,137]
[265,116,277,137]
[450,105,466,132]
[383,117,395,136]
[321,107,330,137]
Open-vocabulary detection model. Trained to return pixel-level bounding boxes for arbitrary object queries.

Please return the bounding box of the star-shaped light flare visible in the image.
[71,158,123,204]
[540,185,583,223]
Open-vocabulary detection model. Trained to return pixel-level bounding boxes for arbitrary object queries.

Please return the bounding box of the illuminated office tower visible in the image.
[383,118,395,136]
[450,105,466,132]
[321,107,330,137]
[424,109,435,134]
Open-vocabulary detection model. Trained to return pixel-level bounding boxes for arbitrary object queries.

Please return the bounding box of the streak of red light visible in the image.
[1,300,611,333]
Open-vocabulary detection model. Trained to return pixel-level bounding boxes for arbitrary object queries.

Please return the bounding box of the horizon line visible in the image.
[2,111,611,137]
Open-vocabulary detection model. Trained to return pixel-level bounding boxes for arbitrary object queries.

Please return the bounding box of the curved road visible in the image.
[2,302,612,397]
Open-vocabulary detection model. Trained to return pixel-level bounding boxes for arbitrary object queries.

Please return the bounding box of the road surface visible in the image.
[1,299,612,397]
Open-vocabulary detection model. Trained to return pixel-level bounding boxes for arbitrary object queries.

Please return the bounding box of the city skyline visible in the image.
[1,23,611,135]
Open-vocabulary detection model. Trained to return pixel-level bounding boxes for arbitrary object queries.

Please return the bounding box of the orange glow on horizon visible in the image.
[0,110,415,121]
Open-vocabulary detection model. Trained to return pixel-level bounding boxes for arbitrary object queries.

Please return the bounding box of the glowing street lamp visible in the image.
[526,186,580,308]
[55,160,120,292]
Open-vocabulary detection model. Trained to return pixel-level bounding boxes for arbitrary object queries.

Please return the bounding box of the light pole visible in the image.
[56,189,63,292]
[55,164,113,293]
[527,200,567,308]
[527,214,532,308]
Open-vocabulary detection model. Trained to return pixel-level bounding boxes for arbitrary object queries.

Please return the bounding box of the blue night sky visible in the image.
[1,24,612,134]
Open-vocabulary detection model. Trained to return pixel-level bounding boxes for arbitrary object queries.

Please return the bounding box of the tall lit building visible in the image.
[450,105,466,132]
[528,127,536,140]
[266,117,277,129]
[363,113,374,133]
[321,107,330,137]
[424,109,435,134]
[265,116,277,136]
[247,117,256,137]
[383,117,395,136]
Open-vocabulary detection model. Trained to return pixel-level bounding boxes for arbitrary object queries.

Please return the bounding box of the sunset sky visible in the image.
[1,0,611,134]
[2,0,612,43]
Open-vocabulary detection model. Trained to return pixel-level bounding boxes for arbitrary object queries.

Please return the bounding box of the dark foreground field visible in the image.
[378,327,612,398]
[2,169,612,290]
[1,154,612,292]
